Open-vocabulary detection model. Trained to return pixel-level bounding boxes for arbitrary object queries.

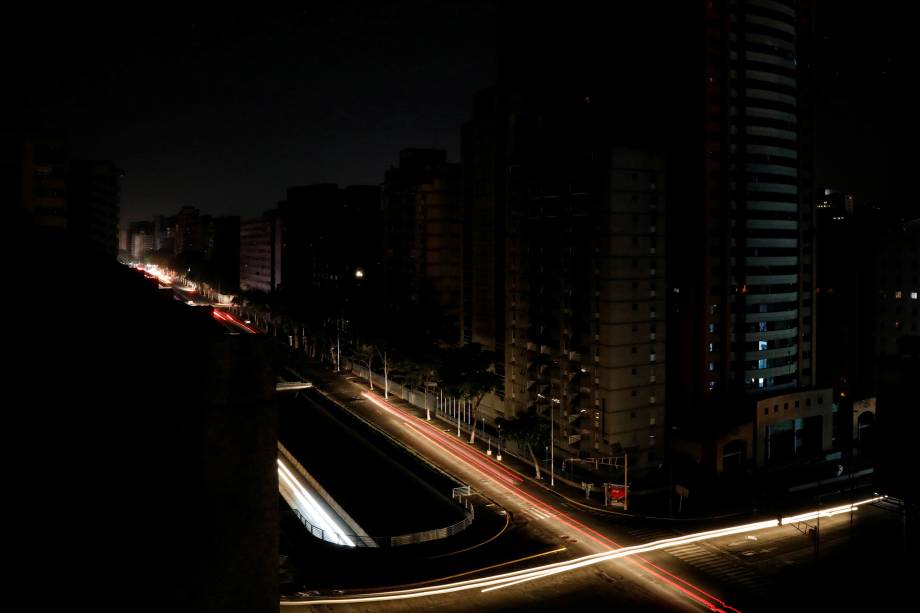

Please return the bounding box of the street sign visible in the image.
[675,484,690,498]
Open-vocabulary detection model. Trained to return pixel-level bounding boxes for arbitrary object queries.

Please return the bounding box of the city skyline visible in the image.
[14,3,901,225]
[12,2,916,612]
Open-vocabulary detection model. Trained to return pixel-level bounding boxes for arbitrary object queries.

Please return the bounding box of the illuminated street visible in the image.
[277,371,906,612]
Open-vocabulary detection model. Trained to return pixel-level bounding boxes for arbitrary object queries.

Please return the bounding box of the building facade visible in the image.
[383,149,462,339]
[68,160,123,258]
[695,0,816,397]
[240,215,280,294]
[503,145,667,467]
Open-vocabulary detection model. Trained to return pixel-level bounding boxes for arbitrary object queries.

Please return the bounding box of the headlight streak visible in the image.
[289,494,882,607]
[284,520,777,607]
[479,520,780,594]
[780,496,882,525]
[364,392,523,486]
[277,459,355,547]
[324,392,886,611]
[210,309,259,334]
[359,391,740,612]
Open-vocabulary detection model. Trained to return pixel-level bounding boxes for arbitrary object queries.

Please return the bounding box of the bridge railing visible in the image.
[287,499,475,548]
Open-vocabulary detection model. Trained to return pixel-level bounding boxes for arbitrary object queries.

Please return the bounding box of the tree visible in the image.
[439,344,501,444]
[350,343,376,391]
[396,352,442,420]
[497,407,549,479]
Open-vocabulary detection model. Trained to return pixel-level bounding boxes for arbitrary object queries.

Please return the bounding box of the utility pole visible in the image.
[550,394,555,487]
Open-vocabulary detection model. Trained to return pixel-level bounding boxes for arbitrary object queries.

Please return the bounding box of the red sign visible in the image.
[608,485,626,501]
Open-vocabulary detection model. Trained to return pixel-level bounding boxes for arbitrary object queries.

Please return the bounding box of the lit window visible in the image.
[912,292,918,300]
[896,291,903,299]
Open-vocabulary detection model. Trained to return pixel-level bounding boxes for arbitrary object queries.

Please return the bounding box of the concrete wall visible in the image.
[754,388,834,467]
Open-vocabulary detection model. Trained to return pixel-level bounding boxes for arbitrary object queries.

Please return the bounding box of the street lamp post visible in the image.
[551,396,557,487]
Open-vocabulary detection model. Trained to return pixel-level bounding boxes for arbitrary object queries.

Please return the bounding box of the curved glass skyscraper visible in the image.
[702,0,814,396]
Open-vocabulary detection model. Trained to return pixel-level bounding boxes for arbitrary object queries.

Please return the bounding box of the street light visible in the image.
[497,424,502,461]
[550,396,560,487]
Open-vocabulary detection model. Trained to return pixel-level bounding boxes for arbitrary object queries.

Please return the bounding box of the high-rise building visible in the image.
[692,0,816,396]
[667,0,830,474]
[240,213,281,295]
[814,188,859,398]
[465,1,826,476]
[462,5,675,471]
[271,184,381,321]
[462,89,507,355]
[19,132,69,231]
[154,215,177,254]
[503,142,667,466]
[175,206,203,255]
[68,160,123,258]
[383,149,462,339]
[118,226,129,254]
[209,216,240,293]
[876,218,920,355]
[129,221,154,260]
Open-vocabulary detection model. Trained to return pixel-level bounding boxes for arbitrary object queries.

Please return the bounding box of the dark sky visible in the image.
[18,3,497,224]
[16,2,901,225]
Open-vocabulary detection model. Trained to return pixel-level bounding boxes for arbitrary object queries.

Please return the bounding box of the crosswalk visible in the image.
[628,528,769,595]
[516,504,557,522]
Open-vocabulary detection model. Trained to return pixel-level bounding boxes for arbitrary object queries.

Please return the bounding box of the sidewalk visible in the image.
[292,358,760,524]
[296,361,646,516]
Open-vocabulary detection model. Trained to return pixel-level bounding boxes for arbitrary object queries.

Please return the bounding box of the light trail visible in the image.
[401,419,522,487]
[277,459,355,547]
[210,308,260,334]
[780,496,882,525]
[359,391,739,612]
[285,519,775,606]
[297,391,886,610]
[287,493,885,607]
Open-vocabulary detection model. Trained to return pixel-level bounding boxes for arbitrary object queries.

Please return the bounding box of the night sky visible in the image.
[15,2,900,224]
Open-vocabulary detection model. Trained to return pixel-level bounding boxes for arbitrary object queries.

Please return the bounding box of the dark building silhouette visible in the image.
[209,215,240,293]
[18,132,70,231]
[382,149,462,340]
[176,205,205,255]
[876,218,920,356]
[14,228,279,612]
[814,189,858,395]
[10,132,122,258]
[274,183,382,323]
[67,160,123,258]
[874,337,920,530]
[461,6,678,471]
[154,214,177,254]
[462,1,831,478]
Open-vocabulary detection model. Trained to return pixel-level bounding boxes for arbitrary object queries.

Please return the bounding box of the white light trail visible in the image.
[277,459,355,547]
[286,496,886,606]
[780,496,882,525]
